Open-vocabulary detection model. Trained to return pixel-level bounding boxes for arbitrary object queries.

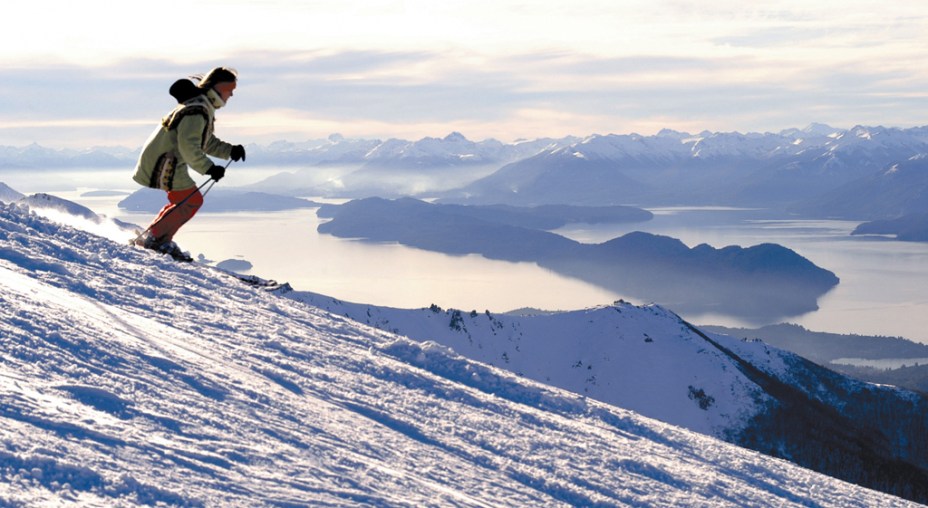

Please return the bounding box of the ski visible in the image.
[129,236,290,293]
[216,269,292,293]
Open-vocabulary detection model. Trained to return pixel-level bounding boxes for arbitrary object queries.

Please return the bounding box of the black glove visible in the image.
[206,164,226,182]
[231,145,246,162]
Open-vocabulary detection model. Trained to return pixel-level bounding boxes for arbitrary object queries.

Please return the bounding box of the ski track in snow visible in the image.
[0,201,918,507]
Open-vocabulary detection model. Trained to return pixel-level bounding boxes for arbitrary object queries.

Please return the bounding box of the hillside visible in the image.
[852,212,928,242]
[285,290,928,502]
[704,323,928,392]
[796,155,928,220]
[703,323,928,366]
[0,201,922,506]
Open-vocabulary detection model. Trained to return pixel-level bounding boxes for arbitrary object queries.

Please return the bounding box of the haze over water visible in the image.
[9,167,928,345]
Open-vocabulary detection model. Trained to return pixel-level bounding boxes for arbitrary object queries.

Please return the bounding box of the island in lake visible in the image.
[317,197,839,322]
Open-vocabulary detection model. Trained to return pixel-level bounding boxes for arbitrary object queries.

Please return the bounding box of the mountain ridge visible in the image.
[4,123,921,170]
[288,287,928,502]
[10,124,928,220]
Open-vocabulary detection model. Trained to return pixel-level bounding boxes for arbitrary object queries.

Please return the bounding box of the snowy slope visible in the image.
[289,293,769,439]
[292,289,928,500]
[0,204,917,506]
[0,183,24,204]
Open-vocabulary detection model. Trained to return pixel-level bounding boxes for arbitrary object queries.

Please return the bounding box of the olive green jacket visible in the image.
[132,89,233,191]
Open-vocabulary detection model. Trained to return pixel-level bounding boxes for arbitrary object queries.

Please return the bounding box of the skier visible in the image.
[132,66,246,260]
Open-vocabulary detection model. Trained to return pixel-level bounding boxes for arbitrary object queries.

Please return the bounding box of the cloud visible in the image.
[1,37,927,149]
[2,1,928,148]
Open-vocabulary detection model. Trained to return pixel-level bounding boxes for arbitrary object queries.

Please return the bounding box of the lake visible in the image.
[552,208,928,343]
[7,167,928,344]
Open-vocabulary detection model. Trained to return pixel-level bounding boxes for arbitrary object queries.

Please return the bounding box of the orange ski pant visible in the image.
[148,188,204,243]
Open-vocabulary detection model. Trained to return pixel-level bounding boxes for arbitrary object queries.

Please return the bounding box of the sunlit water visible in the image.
[7,168,928,344]
[552,207,928,343]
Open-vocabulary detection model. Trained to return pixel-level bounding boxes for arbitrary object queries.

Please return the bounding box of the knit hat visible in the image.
[197,67,238,90]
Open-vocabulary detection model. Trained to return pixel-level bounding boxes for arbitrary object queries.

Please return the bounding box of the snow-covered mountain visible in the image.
[0,133,570,173]
[247,133,578,198]
[441,125,928,210]
[243,132,575,170]
[245,134,383,166]
[2,198,927,505]
[7,124,927,179]
[9,124,928,215]
[0,143,139,169]
[285,290,928,502]
[0,183,24,203]
[288,293,769,439]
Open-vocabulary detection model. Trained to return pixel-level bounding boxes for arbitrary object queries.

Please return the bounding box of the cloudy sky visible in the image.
[2,0,927,148]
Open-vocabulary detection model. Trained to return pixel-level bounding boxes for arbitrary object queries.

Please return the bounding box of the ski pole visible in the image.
[132,160,231,244]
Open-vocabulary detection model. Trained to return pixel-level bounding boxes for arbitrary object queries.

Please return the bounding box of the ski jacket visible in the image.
[133,88,233,191]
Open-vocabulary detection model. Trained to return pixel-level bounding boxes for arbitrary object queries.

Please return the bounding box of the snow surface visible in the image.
[0,201,917,507]
[288,293,771,439]
[0,184,24,204]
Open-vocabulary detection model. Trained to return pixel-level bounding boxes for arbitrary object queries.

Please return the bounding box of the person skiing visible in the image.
[132,66,246,260]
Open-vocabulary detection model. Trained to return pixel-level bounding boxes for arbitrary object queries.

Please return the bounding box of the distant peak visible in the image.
[802,123,840,135]
[657,128,690,138]
[443,132,468,142]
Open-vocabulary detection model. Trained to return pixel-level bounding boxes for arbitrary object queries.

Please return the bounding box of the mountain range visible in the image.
[438,125,928,212]
[10,124,928,222]
[2,197,927,505]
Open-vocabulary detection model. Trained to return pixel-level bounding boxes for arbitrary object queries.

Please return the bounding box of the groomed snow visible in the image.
[0,201,916,507]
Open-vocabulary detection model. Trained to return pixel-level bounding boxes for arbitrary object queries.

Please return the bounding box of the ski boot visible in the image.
[158,241,194,262]
[134,232,193,262]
